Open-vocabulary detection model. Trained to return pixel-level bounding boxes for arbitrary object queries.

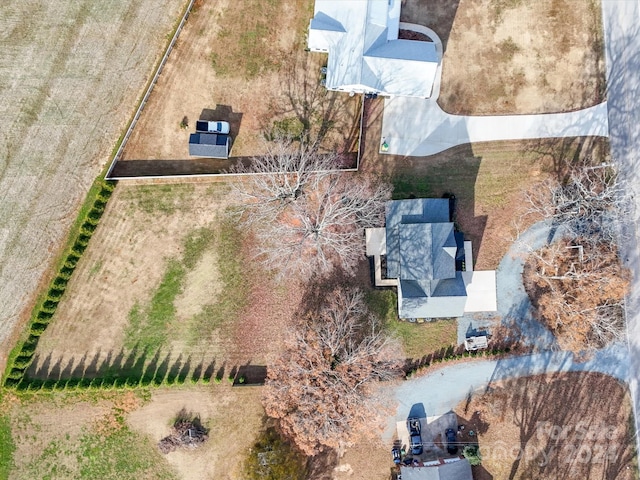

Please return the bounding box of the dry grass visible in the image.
[121,0,360,164]
[401,0,606,114]
[454,372,636,480]
[0,0,185,371]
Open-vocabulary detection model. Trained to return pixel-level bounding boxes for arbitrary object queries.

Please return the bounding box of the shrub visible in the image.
[88,209,103,222]
[59,266,74,278]
[463,445,482,466]
[201,377,211,385]
[30,322,49,335]
[94,199,107,210]
[7,368,25,380]
[77,234,91,246]
[72,242,86,255]
[80,222,96,235]
[64,255,79,269]
[101,181,116,192]
[36,310,54,322]
[19,343,37,357]
[4,378,20,388]
[47,288,65,301]
[53,276,68,288]
[13,355,34,369]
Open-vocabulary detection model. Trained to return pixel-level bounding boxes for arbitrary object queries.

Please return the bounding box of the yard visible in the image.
[454,372,636,480]
[401,0,606,114]
[361,98,609,270]
[0,386,266,479]
[118,0,360,173]
[27,182,303,384]
[0,0,184,372]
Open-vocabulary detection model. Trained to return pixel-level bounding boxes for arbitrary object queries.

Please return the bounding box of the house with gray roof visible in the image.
[307,0,439,98]
[188,133,231,158]
[365,198,497,319]
[400,458,473,480]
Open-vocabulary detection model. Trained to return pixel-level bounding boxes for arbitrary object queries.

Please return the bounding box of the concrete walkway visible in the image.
[380,98,610,157]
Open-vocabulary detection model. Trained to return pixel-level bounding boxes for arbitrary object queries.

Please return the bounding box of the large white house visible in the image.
[308,0,439,98]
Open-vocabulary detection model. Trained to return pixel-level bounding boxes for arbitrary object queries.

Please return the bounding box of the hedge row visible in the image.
[3,364,229,391]
[3,180,116,387]
[404,346,513,378]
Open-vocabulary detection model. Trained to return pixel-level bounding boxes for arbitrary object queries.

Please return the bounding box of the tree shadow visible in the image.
[399,0,461,52]
[263,50,361,154]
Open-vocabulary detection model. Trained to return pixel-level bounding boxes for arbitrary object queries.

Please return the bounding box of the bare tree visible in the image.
[524,165,631,246]
[262,289,403,456]
[231,139,391,278]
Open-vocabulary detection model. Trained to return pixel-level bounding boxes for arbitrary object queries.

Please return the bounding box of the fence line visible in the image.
[105,0,196,180]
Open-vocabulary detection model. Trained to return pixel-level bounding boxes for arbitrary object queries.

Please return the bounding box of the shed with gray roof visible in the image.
[188,133,230,158]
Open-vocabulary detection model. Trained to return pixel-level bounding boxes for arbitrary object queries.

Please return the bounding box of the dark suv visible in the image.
[407,418,423,455]
[445,428,458,454]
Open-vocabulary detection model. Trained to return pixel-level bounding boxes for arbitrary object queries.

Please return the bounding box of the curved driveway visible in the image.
[380,23,609,157]
[391,345,628,425]
[380,98,609,157]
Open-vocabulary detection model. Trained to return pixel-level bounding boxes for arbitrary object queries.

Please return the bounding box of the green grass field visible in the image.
[0,415,15,480]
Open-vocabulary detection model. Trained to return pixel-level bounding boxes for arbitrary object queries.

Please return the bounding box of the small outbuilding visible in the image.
[188,133,231,158]
[400,458,473,480]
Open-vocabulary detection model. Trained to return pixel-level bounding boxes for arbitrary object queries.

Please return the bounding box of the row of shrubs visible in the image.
[6,369,248,392]
[404,346,513,378]
[3,180,116,388]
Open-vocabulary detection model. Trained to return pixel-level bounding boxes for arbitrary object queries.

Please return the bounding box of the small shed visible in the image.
[188,133,230,158]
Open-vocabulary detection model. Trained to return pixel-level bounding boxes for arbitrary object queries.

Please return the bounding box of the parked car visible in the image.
[407,418,423,455]
[195,120,230,134]
[392,446,401,465]
[445,428,458,454]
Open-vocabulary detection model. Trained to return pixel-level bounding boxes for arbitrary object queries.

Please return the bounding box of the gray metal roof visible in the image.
[399,459,473,480]
[188,133,230,158]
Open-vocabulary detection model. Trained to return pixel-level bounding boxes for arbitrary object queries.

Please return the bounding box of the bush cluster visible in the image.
[3,180,116,387]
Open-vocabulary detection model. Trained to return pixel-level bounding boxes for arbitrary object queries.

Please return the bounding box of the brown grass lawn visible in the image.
[1,386,266,480]
[122,0,360,163]
[29,181,303,384]
[454,372,637,480]
[400,0,606,114]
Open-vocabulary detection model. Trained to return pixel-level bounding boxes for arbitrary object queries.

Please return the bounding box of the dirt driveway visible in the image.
[0,0,184,370]
[401,0,606,114]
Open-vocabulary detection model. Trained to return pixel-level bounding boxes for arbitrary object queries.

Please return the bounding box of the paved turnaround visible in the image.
[601,0,640,455]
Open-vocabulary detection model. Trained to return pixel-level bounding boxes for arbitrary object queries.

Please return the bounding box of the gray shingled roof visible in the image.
[399,459,473,480]
[384,198,467,319]
[188,133,230,158]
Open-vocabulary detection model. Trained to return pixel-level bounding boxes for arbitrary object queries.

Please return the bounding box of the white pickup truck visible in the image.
[195,120,230,134]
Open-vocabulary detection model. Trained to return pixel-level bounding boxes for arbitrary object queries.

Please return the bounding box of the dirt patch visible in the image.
[401,0,606,114]
[0,0,184,370]
[454,372,636,479]
[127,385,264,479]
[174,250,221,320]
[120,0,360,166]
